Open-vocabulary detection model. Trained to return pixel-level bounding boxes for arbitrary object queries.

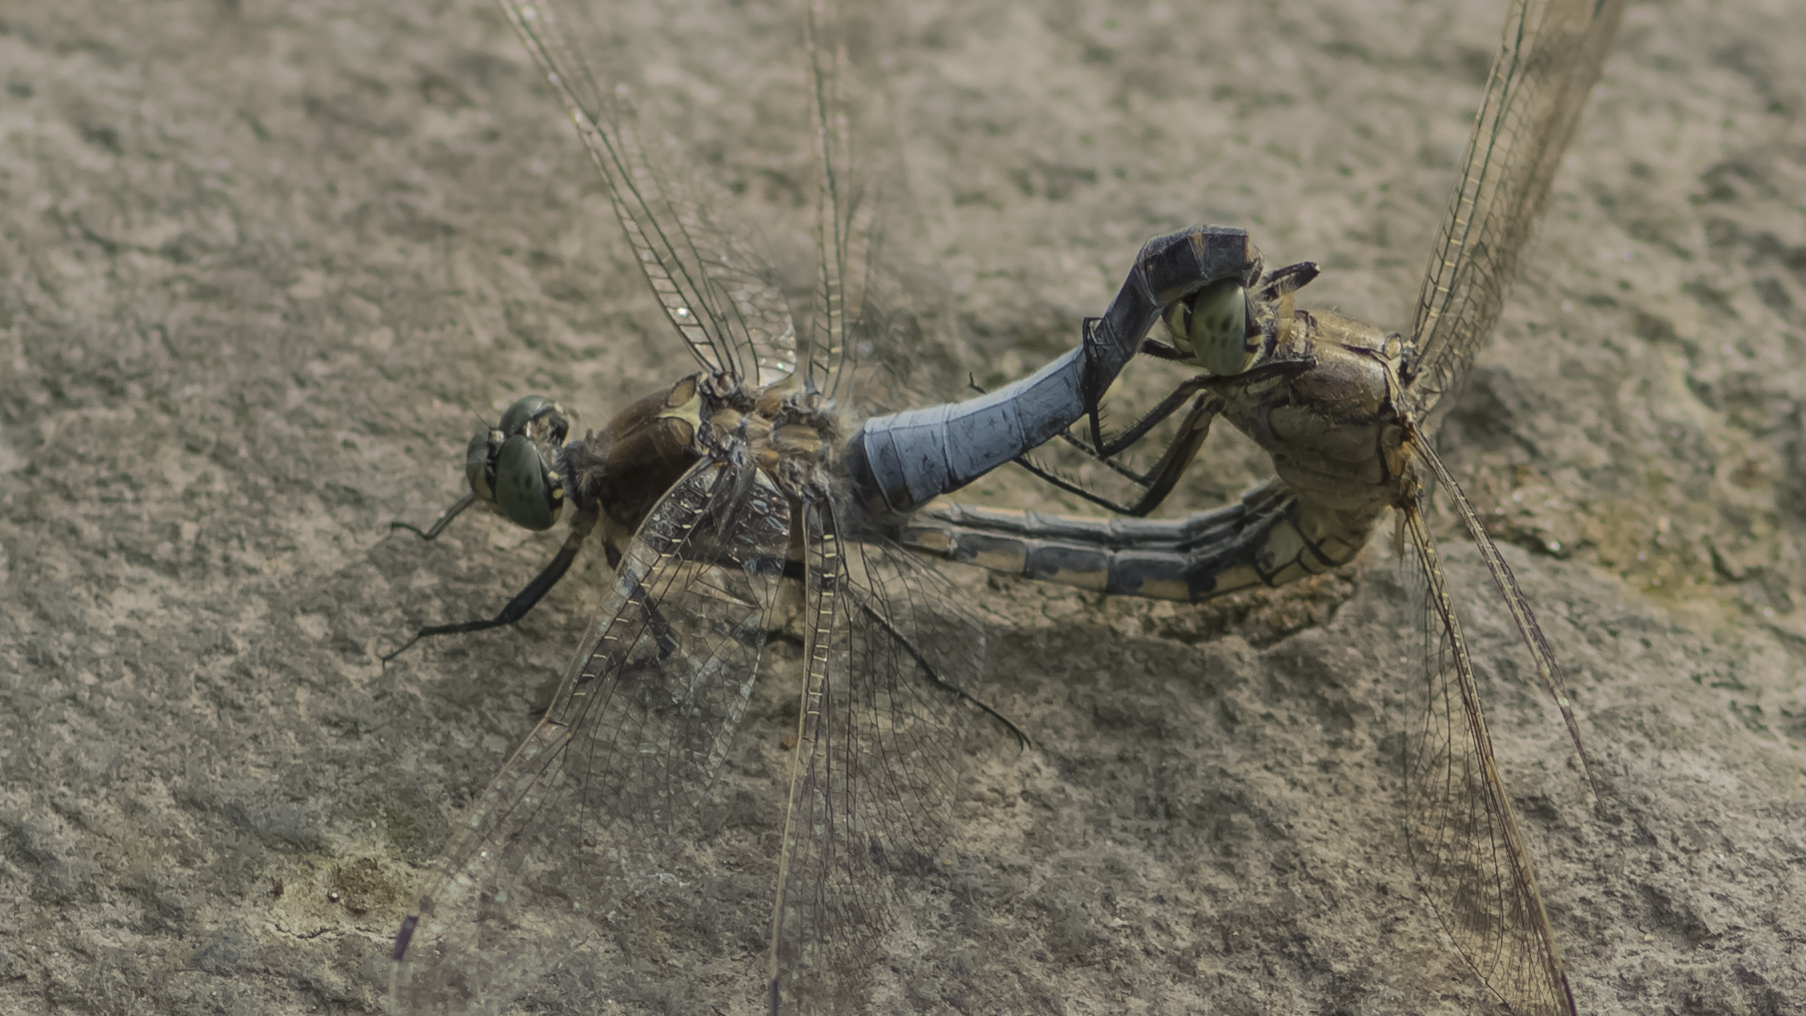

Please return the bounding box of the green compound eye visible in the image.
[494,434,558,531]
[1162,277,1250,376]
[498,394,559,440]
[467,395,569,531]
[466,428,500,504]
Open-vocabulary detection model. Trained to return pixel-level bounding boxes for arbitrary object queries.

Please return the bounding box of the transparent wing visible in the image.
[391,459,793,1015]
[799,1,970,412]
[1421,443,1591,776]
[767,497,988,1013]
[802,0,862,399]
[1401,500,1575,1016]
[501,0,799,386]
[1408,0,1624,424]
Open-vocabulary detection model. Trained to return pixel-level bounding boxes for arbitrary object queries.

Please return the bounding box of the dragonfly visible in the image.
[903,1,1624,1013]
[383,1,1245,1012]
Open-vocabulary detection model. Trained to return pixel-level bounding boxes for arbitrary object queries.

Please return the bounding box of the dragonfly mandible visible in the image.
[904,1,1625,1013]
[382,0,1246,1012]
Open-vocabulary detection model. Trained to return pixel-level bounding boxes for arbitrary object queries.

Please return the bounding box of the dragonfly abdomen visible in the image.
[904,479,1372,603]
[848,226,1261,521]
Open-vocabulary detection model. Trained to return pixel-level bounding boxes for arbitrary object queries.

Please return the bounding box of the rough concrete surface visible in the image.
[2,0,1804,1013]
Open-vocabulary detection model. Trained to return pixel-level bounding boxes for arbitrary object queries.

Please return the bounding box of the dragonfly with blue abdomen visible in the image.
[904,1,1624,1013]
[381,1,1247,1012]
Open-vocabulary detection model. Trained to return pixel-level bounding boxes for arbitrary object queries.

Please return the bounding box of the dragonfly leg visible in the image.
[389,492,478,541]
[630,581,682,661]
[850,595,1030,750]
[381,508,598,662]
[1004,458,1145,515]
[1113,392,1220,516]
[1008,388,1219,517]
[1088,372,1216,459]
[968,369,1218,513]
[1022,354,1319,515]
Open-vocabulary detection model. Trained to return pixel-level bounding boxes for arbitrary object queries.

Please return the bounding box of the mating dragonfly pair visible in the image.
[384,0,1623,1013]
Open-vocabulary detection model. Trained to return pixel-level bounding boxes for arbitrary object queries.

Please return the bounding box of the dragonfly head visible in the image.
[467,395,571,532]
[1161,276,1256,376]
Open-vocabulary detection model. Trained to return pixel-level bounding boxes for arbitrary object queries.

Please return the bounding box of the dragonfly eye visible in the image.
[466,429,499,504]
[497,394,571,446]
[494,434,562,531]
[1163,277,1250,376]
[468,395,570,530]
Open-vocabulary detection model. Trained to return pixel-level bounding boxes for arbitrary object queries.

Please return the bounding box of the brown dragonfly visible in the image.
[905,1,1625,1013]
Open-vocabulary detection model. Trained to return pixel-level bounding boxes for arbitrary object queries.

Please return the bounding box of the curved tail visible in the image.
[846,226,1258,521]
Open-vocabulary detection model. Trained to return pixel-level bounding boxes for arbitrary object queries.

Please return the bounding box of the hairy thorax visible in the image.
[560,372,842,559]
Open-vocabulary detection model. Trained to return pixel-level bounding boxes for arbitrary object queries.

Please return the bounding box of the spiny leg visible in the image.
[381,509,598,662]
[1025,356,1316,516]
[390,492,478,541]
[966,370,1212,513]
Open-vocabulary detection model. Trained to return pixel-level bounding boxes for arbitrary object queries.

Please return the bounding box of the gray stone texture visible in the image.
[2,0,1802,1013]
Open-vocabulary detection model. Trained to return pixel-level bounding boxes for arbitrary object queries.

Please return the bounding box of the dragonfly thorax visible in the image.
[1222,308,1415,554]
[547,372,843,563]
